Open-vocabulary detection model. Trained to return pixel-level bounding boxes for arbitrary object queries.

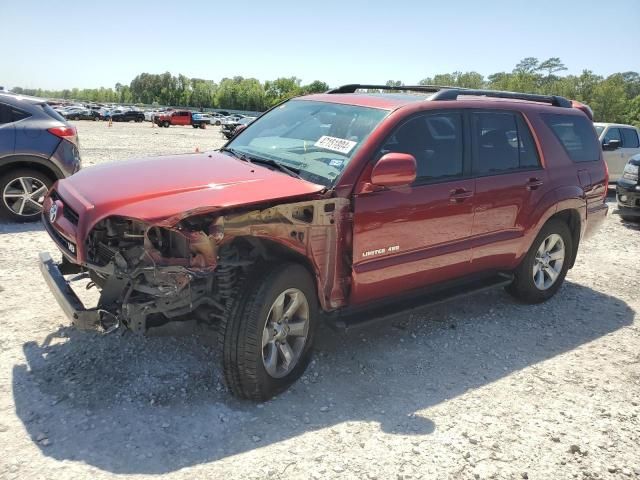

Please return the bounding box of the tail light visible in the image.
[48,125,78,146]
[571,100,594,121]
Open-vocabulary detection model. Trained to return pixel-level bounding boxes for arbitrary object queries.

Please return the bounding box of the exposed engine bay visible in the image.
[75,198,352,334]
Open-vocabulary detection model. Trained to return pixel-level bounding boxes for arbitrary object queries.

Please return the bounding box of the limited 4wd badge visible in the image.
[362,245,400,258]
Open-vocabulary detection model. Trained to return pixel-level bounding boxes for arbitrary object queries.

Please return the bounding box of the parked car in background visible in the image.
[154,110,207,128]
[221,116,256,139]
[192,113,214,126]
[110,110,145,122]
[0,92,81,221]
[210,112,225,125]
[615,154,640,221]
[65,108,100,121]
[594,123,640,182]
[39,84,607,400]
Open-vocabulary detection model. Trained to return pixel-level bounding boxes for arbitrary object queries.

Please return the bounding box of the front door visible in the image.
[350,111,474,305]
[602,127,626,181]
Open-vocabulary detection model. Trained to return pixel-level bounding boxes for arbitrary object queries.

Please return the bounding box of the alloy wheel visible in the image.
[262,288,310,378]
[2,176,48,217]
[532,233,565,290]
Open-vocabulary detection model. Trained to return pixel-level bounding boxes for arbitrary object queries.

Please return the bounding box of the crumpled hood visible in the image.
[55,151,325,228]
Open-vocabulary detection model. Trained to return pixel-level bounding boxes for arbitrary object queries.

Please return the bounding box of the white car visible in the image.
[594,123,640,182]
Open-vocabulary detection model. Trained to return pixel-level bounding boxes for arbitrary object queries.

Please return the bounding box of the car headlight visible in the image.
[622,163,639,181]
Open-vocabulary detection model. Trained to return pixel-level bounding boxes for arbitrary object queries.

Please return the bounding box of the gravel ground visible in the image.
[0,121,639,480]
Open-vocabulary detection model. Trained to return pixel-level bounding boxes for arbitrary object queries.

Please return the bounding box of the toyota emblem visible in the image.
[49,202,58,223]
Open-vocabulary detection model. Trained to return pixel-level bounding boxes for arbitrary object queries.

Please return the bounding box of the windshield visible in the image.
[226,99,388,186]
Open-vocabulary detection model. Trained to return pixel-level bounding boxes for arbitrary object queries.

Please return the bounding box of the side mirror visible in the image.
[603,139,621,151]
[371,153,416,187]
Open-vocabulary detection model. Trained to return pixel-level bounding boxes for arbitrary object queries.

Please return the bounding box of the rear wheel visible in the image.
[506,219,572,304]
[220,263,317,400]
[0,169,52,222]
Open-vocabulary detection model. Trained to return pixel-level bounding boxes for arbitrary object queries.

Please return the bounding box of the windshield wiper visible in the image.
[219,147,253,163]
[250,157,302,179]
[220,147,302,179]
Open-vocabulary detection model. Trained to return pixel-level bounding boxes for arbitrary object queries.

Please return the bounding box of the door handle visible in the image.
[526,177,544,190]
[449,188,473,203]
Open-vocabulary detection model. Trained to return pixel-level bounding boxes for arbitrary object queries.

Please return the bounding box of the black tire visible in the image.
[163,121,170,128]
[215,120,221,126]
[192,124,198,129]
[219,263,318,400]
[620,214,640,222]
[0,168,53,222]
[506,219,573,304]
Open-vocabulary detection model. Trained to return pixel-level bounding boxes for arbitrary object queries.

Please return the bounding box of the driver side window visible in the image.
[604,128,621,144]
[379,112,464,182]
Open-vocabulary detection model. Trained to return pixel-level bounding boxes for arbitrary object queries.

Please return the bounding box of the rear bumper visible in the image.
[38,252,102,330]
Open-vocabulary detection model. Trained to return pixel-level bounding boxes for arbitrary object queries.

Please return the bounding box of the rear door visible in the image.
[469,110,548,271]
[351,110,475,304]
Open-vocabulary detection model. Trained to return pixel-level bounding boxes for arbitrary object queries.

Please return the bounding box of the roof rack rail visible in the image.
[327,84,572,108]
[429,88,572,108]
[326,84,445,94]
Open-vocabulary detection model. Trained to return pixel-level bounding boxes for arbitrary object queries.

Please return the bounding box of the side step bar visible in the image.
[325,272,514,332]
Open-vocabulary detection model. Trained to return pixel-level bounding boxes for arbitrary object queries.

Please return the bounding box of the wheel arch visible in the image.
[222,236,324,308]
[0,155,63,183]
[545,208,582,269]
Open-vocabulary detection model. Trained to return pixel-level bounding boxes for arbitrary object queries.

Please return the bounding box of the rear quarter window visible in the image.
[41,104,66,122]
[542,114,600,162]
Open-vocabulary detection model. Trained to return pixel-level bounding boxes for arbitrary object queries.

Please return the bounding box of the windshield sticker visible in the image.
[329,159,344,168]
[314,136,357,155]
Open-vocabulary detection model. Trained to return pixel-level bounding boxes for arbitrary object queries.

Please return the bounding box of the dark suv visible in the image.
[40,85,608,400]
[0,92,81,221]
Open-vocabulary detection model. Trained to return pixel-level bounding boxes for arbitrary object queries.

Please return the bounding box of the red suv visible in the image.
[39,85,608,400]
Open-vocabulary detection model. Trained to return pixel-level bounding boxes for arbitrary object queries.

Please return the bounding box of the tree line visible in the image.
[9,58,640,126]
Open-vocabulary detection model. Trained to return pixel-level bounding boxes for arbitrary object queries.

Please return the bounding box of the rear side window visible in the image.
[621,128,640,148]
[0,103,11,124]
[542,114,600,162]
[0,103,31,123]
[471,111,540,175]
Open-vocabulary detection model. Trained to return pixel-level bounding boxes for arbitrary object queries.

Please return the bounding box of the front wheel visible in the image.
[162,121,170,128]
[506,219,573,304]
[220,263,318,400]
[0,169,52,222]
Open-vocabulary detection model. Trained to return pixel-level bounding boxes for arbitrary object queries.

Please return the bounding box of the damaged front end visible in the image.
[40,197,351,335]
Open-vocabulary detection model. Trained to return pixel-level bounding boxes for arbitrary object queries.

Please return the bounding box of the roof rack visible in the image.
[327,84,572,108]
[327,84,443,94]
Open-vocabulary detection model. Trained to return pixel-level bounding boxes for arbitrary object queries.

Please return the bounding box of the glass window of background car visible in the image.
[380,112,464,181]
[603,127,621,144]
[621,128,640,148]
[542,114,601,163]
[228,100,388,186]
